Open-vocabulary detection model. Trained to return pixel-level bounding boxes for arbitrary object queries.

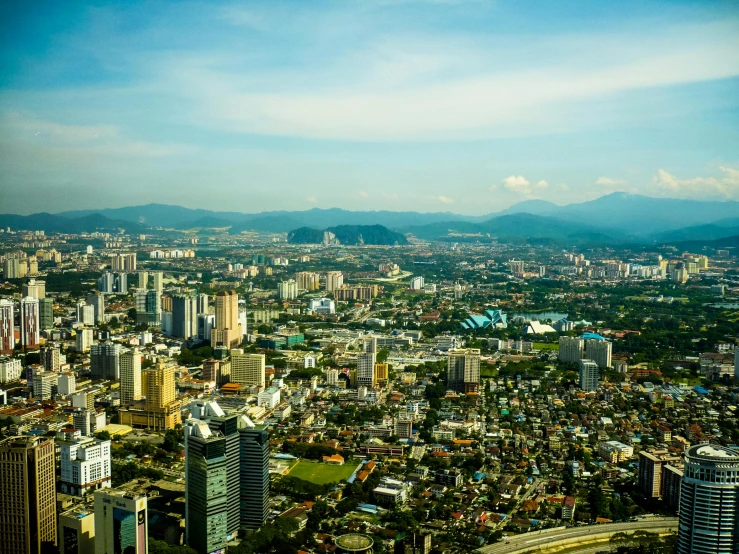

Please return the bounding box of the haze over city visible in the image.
[1,0,738,214]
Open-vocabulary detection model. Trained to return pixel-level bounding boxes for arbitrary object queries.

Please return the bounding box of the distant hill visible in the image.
[671,234,739,250]
[656,222,739,243]
[288,225,408,245]
[0,212,146,234]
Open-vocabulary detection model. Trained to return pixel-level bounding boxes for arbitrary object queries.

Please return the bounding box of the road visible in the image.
[476,518,678,554]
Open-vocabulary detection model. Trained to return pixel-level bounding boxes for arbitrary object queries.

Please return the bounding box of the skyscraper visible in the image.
[579,359,599,391]
[90,343,122,381]
[40,346,60,372]
[447,348,481,393]
[326,271,343,292]
[558,336,584,364]
[677,444,739,554]
[239,421,270,531]
[0,299,15,354]
[120,360,182,430]
[22,279,46,300]
[211,291,242,349]
[172,294,198,339]
[86,293,105,325]
[120,348,142,406]
[98,273,115,294]
[94,489,147,554]
[39,297,53,331]
[135,289,161,327]
[151,271,163,293]
[357,337,377,387]
[230,352,265,388]
[137,271,148,289]
[0,435,57,554]
[20,296,40,349]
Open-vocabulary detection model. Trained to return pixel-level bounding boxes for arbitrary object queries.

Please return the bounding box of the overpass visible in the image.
[476,518,678,554]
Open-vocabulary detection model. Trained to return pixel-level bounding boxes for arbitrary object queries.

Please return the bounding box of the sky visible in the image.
[1,0,738,215]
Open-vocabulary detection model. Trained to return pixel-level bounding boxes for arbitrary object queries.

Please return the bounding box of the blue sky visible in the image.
[1,0,738,215]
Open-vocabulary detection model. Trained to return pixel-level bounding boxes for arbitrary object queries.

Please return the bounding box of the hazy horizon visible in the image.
[1,0,738,215]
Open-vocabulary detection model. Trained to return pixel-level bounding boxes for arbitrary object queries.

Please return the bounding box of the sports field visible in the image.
[287,460,357,484]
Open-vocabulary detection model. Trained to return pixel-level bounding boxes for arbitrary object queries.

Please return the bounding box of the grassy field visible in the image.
[287,460,357,484]
[534,342,559,351]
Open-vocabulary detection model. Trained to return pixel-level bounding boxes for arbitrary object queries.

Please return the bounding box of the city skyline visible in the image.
[1,0,738,214]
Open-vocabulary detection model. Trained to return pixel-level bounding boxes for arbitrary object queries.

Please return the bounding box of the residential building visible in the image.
[211,290,242,349]
[0,356,22,383]
[110,253,136,272]
[278,279,298,299]
[558,336,584,364]
[40,346,60,372]
[76,328,93,353]
[33,371,57,400]
[20,296,40,349]
[374,362,389,383]
[677,444,739,554]
[639,450,682,498]
[230,352,265,388]
[94,489,147,554]
[409,276,425,290]
[579,359,599,391]
[119,360,182,430]
[23,279,45,300]
[151,271,163,293]
[598,440,633,463]
[357,337,377,387]
[137,271,148,289]
[98,273,114,294]
[295,271,320,291]
[326,368,339,387]
[76,301,95,326]
[325,271,343,292]
[0,436,57,554]
[90,343,121,381]
[85,293,105,325]
[0,299,15,354]
[59,435,112,496]
[447,348,481,393]
[120,349,142,406]
[58,373,76,395]
[585,339,612,368]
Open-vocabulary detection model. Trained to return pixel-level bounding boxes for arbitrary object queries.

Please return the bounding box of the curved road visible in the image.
[476,518,678,554]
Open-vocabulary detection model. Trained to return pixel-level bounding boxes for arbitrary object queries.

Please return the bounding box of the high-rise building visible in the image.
[326,271,344,293]
[90,343,121,381]
[211,291,242,349]
[677,444,739,554]
[0,435,57,554]
[197,314,215,341]
[579,359,599,391]
[40,346,60,372]
[357,337,377,387]
[375,363,389,383]
[447,348,481,393]
[172,294,198,339]
[0,356,22,383]
[114,273,127,294]
[558,336,584,364]
[94,489,147,554]
[239,422,270,530]
[33,371,58,400]
[404,533,432,554]
[39,297,53,331]
[98,273,114,294]
[22,279,46,300]
[585,339,612,368]
[196,293,209,314]
[71,409,93,436]
[20,296,40,349]
[509,260,525,275]
[120,360,181,430]
[58,506,95,554]
[135,289,161,327]
[409,276,425,290]
[59,435,112,496]
[638,450,682,499]
[76,328,94,353]
[120,349,142,406]
[0,299,15,354]
[151,271,163,293]
[278,279,298,299]
[137,271,148,289]
[76,301,95,326]
[86,293,105,325]
[295,271,320,291]
[58,373,76,395]
[230,352,265,388]
[110,253,136,272]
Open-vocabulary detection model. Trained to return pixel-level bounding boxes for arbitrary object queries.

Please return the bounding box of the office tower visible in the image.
[76,301,95,326]
[22,279,46,300]
[137,271,148,289]
[59,435,112,496]
[90,343,121,381]
[20,296,40,349]
[638,450,682,498]
[395,419,413,439]
[110,253,136,272]
[98,272,114,294]
[0,436,57,554]
[585,339,612,368]
[120,349,142,406]
[94,489,147,554]
[58,506,95,554]
[677,444,739,554]
[135,289,161,327]
[184,419,229,554]
[40,346,60,372]
[295,271,320,291]
[0,356,22,383]
[76,328,93,353]
[196,293,209,314]
[33,371,58,400]
[211,291,242,349]
[172,294,198,339]
[0,299,15,354]
[197,314,215,341]
[278,279,297,299]
[409,276,424,290]
[239,420,270,530]
[151,271,163,293]
[115,273,127,294]
[72,409,93,436]
[39,297,53,330]
[120,360,181,430]
[579,359,599,391]
[326,271,343,293]
[447,348,481,393]
[58,373,76,395]
[230,352,265,387]
[357,337,377,387]
[375,363,389,383]
[86,293,105,325]
[72,390,96,412]
[558,336,584,364]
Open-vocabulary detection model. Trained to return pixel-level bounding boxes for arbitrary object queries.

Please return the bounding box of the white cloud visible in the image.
[502,175,530,193]
[305,196,318,203]
[358,191,369,198]
[432,195,454,204]
[596,177,626,187]
[650,167,739,199]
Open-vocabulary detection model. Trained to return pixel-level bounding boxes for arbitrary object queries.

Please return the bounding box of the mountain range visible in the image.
[0,193,737,246]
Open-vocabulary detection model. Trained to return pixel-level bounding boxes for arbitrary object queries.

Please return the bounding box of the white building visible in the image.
[579,359,599,392]
[94,490,148,554]
[326,368,339,386]
[308,298,335,314]
[58,373,77,396]
[409,276,425,290]
[278,279,298,300]
[76,328,94,352]
[0,356,22,383]
[60,435,112,495]
[257,387,281,409]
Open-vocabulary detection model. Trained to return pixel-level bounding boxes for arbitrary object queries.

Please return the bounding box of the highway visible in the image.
[476,518,678,554]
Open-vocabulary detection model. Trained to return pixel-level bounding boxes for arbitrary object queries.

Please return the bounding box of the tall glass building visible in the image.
[677,444,739,554]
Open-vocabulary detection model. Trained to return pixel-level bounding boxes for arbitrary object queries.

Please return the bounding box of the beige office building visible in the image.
[447,348,481,393]
[230,352,266,388]
[211,290,242,349]
[120,349,142,406]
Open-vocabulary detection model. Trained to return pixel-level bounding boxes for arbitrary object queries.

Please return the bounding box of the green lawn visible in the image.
[287,460,357,484]
[533,342,559,351]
